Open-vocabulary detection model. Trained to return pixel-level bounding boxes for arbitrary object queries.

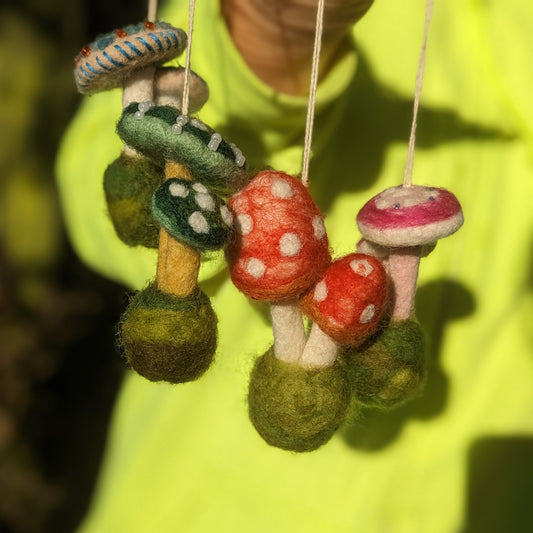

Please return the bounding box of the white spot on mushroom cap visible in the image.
[192,182,209,194]
[313,216,326,240]
[236,214,253,235]
[360,304,376,324]
[246,258,266,279]
[195,192,215,211]
[350,259,374,277]
[220,205,233,226]
[279,233,302,257]
[188,211,210,234]
[314,281,328,303]
[271,179,294,199]
[169,182,189,198]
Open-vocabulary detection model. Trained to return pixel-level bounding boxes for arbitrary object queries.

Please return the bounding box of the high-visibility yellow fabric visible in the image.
[56,1,533,532]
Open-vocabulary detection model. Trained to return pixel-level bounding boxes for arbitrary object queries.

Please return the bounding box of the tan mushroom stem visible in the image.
[122,67,156,107]
[271,300,306,364]
[300,323,338,369]
[387,247,421,320]
[155,162,201,297]
[122,67,157,158]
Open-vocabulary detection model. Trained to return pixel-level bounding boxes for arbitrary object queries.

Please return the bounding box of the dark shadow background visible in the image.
[0,1,528,532]
[0,1,148,532]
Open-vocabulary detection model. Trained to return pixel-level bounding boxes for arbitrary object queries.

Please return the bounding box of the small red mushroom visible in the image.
[227,170,331,363]
[300,253,388,368]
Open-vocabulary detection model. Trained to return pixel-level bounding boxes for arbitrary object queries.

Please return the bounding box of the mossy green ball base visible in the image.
[248,350,351,452]
[104,154,163,248]
[343,319,426,410]
[120,283,217,383]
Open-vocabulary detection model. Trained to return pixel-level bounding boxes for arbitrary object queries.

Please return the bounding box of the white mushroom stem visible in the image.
[122,67,156,107]
[271,300,306,364]
[387,247,421,320]
[122,67,156,158]
[300,323,338,369]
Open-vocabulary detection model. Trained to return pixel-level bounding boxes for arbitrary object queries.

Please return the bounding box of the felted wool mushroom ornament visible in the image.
[74,21,190,248]
[117,104,247,383]
[227,170,354,452]
[344,184,464,408]
[102,66,210,248]
[300,253,389,366]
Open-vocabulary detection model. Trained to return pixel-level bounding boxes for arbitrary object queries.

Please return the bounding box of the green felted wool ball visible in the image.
[248,349,351,452]
[104,154,163,248]
[120,283,217,383]
[343,319,426,410]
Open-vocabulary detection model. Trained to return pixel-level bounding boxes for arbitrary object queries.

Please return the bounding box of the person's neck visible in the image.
[221,0,371,95]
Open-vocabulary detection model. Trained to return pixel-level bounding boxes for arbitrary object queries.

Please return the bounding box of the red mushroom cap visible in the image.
[227,170,331,301]
[300,253,388,345]
[357,185,463,247]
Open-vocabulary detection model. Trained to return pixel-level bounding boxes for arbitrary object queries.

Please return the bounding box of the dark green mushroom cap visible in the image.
[152,178,234,251]
[117,103,248,196]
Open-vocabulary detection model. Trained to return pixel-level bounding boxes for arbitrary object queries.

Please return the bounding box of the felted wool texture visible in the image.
[120,282,217,383]
[152,178,233,252]
[74,22,187,95]
[104,154,163,248]
[227,170,331,301]
[342,319,426,410]
[117,104,248,196]
[300,253,388,346]
[156,229,201,298]
[248,348,351,452]
[154,67,209,112]
[357,185,464,247]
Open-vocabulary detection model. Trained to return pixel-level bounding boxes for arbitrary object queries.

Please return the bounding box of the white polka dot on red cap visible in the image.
[314,281,328,303]
[312,216,326,240]
[237,214,253,235]
[246,258,266,278]
[350,258,374,277]
[279,233,302,257]
[271,179,294,199]
[360,304,376,324]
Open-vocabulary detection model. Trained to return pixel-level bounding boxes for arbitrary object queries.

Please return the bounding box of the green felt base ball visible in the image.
[104,154,163,248]
[120,283,217,383]
[248,350,351,452]
[343,319,426,410]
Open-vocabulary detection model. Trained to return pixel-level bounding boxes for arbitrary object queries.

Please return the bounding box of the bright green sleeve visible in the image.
[57,1,533,533]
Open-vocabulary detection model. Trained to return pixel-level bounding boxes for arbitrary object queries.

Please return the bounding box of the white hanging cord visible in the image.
[181,0,197,116]
[147,0,158,22]
[403,0,435,187]
[301,0,326,188]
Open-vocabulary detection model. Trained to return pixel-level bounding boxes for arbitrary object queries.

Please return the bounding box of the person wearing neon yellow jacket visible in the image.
[56,0,533,531]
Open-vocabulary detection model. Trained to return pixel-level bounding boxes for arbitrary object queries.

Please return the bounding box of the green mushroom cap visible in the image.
[117,103,247,196]
[152,178,234,251]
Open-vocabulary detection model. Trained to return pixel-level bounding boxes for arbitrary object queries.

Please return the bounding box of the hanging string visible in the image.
[403,0,435,187]
[301,0,326,188]
[147,0,158,22]
[181,0,197,117]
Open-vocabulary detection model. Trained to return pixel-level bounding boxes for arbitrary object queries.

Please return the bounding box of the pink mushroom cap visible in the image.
[356,185,463,247]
